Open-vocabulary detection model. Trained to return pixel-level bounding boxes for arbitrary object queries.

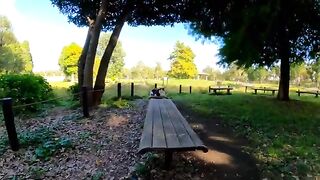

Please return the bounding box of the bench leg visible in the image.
[164,151,173,169]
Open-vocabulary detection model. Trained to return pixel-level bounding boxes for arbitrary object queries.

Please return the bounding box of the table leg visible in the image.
[164,151,173,169]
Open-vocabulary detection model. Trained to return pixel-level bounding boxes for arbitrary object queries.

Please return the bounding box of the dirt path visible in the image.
[174,100,260,180]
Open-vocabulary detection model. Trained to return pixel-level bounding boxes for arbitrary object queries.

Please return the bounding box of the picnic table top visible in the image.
[139,99,208,154]
[253,87,278,91]
[209,87,233,90]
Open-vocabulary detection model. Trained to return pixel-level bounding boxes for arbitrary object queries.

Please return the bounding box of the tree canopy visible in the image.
[97,33,125,80]
[168,41,197,79]
[58,42,82,77]
[186,0,320,100]
[0,16,33,74]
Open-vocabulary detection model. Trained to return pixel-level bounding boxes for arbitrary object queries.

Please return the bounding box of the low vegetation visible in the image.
[0,74,54,112]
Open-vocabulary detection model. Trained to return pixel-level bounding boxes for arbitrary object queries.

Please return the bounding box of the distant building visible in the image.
[197,73,209,80]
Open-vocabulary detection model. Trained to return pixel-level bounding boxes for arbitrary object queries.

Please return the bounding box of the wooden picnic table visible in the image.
[252,87,278,95]
[209,86,233,95]
[296,90,319,97]
[139,99,208,167]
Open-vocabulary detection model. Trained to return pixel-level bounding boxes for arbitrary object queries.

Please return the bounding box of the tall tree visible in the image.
[290,62,309,86]
[0,16,17,47]
[0,16,33,73]
[203,66,221,81]
[222,64,248,82]
[168,41,197,79]
[58,43,82,80]
[247,66,269,83]
[97,33,125,80]
[186,0,320,100]
[310,55,320,87]
[154,62,165,80]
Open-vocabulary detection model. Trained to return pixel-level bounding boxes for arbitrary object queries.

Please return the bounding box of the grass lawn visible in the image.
[172,92,320,178]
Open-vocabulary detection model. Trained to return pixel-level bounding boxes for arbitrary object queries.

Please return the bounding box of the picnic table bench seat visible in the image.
[139,99,208,166]
[252,87,278,95]
[209,86,233,95]
[296,90,319,97]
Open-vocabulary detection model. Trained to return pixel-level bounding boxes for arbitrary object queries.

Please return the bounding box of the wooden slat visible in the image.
[139,100,155,151]
[162,100,195,147]
[166,100,205,147]
[152,99,167,148]
[158,99,180,148]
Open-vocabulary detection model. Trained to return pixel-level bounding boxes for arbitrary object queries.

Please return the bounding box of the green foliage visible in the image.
[91,171,104,180]
[0,15,17,46]
[19,127,72,160]
[130,61,155,79]
[19,127,54,146]
[0,16,33,73]
[35,137,72,160]
[0,74,54,111]
[58,42,82,78]
[290,62,309,85]
[106,99,131,109]
[97,33,125,80]
[222,63,248,82]
[67,83,80,100]
[168,41,197,79]
[247,66,269,83]
[202,66,222,81]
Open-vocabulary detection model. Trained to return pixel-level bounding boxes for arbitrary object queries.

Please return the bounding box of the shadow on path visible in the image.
[174,100,260,180]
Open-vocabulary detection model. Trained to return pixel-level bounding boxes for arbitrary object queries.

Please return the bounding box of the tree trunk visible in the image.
[78,21,94,88]
[93,12,129,105]
[277,56,290,100]
[82,0,107,106]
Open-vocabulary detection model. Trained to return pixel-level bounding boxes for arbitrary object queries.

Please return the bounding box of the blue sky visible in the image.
[0,0,220,72]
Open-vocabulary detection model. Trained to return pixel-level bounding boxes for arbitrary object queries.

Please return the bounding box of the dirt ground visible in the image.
[160,100,261,180]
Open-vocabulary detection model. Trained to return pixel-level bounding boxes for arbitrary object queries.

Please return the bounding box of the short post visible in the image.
[81,87,89,118]
[297,90,300,96]
[208,86,211,93]
[245,86,248,93]
[117,83,121,99]
[1,98,19,151]
[264,87,266,93]
[316,91,319,98]
[131,82,134,97]
[164,151,173,170]
[179,85,182,94]
[189,86,192,94]
[155,83,157,89]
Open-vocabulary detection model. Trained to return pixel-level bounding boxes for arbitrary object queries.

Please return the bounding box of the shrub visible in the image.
[0,74,54,111]
[67,83,80,100]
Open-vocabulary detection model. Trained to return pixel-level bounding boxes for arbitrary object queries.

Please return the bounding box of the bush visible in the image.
[0,74,54,111]
[67,83,80,100]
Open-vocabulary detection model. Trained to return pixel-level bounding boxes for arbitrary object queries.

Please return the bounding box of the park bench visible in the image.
[253,87,278,95]
[296,90,319,97]
[209,86,233,95]
[138,99,208,167]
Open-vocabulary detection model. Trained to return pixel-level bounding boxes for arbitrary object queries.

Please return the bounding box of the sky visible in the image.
[0,0,221,72]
